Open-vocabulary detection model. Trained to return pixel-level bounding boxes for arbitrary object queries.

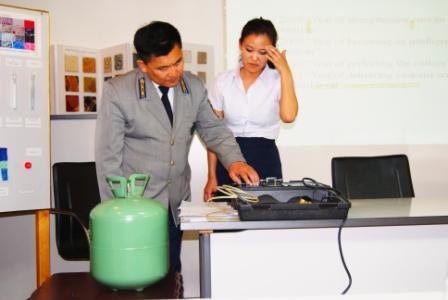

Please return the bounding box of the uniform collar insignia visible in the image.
[138,77,146,99]
[180,77,189,94]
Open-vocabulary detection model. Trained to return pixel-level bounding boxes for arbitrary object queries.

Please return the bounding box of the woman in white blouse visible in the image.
[204,17,299,201]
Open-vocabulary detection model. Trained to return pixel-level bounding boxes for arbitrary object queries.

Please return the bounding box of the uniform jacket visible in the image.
[95,69,245,219]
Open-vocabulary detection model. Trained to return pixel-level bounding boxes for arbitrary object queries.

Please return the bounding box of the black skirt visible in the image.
[216,137,282,185]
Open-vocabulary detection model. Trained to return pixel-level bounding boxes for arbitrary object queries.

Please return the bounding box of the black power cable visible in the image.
[338,217,352,294]
[302,177,352,294]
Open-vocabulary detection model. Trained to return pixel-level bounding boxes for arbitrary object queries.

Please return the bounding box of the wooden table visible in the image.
[28,271,182,300]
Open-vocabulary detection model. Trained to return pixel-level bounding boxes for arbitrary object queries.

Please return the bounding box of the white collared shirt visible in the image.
[210,66,281,139]
[152,81,174,112]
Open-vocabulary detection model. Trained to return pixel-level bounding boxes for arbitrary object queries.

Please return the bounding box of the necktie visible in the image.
[158,86,173,126]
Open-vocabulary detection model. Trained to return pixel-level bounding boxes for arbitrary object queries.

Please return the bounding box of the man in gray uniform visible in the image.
[95,21,259,278]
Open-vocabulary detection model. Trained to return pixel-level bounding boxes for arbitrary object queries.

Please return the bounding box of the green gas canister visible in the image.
[90,174,168,291]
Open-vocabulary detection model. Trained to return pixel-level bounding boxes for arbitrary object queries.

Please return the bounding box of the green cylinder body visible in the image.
[90,174,168,291]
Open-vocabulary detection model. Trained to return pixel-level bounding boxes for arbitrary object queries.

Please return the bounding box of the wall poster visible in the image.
[51,43,133,115]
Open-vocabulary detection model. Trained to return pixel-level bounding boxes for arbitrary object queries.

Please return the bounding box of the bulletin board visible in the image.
[0,4,50,212]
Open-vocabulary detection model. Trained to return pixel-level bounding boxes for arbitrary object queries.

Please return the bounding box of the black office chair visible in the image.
[331,154,415,199]
[52,162,101,260]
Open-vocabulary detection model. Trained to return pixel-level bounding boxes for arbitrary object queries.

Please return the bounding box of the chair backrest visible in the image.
[52,162,101,260]
[331,154,414,199]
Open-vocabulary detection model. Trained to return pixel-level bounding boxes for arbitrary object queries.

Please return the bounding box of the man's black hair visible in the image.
[134,21,182,63]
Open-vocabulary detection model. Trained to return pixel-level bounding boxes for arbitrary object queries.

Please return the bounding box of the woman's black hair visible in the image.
[239,17,278,69]
[134,21,182,63]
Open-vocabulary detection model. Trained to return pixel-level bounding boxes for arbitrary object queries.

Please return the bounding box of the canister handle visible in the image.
[106,176,127,198]
[128,174,150,197]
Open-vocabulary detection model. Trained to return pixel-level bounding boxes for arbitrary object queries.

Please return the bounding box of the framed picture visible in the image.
[51,45,99,114]
[51,43,133,115]
[101,43,133,82]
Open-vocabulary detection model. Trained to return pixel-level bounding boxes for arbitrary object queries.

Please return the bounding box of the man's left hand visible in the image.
[228,161,259,186]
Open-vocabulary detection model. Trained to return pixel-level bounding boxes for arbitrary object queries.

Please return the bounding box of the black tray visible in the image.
[231,179,351,221]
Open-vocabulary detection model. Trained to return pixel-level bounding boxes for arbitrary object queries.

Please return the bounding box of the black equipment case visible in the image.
[231,178,351,221]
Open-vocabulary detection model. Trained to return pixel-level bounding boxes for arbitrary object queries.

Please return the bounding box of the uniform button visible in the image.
[167,179,172,185]
[170,160,175,166]
[170,139,175,145]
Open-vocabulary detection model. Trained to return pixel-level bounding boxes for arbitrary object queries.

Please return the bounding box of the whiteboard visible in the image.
[225,0,448,145]
[0,5,50,212]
